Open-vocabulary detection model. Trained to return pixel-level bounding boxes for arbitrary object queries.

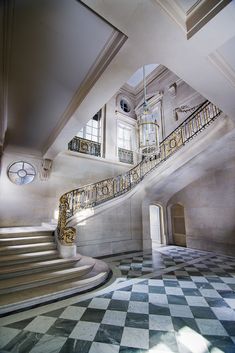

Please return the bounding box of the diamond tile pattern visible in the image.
[1,246,235,353]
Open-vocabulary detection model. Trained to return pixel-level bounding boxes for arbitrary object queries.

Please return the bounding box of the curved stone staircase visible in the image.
[0,227,110,315]
[0,101,223,315]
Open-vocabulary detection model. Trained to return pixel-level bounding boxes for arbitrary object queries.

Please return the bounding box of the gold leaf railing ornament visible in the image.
[57,101,221,245]
[57,195,76,245]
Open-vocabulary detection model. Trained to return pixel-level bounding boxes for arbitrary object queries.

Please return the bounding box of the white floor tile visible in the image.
[102,310,126,326]
[132,284,149,293]
[0,327,20,348]
[169,305,193,318]
[165,287,184,296]
[28,334,66,353]
[121,327,149,349]
[211,307,235,321]
[185,296,209,307]
[196,319,228,336]
[88,298,110,310]
[128,301,149,314]
[69,321,99,340]
[89,342,120,353]
[24,316,56,334]
[224,298,235,309]
[149,293,168,305]
[199,289,221,298]
[149,314,174,331]
[59,306,86,320]
[112,290,131,301]
[179,281,197,289]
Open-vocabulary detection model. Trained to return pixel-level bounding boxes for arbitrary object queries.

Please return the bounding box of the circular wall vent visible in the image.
[7,161,36,185]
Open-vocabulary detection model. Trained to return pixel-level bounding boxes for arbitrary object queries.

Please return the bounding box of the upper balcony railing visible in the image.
[68,136,101,157]
[57,101,221,246]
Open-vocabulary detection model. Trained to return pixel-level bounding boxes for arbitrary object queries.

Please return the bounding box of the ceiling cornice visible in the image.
[156,0,232,39]
[42,29,127,157]
[0,0,14,149]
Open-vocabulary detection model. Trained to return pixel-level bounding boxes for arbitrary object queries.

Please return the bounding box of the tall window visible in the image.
[117,124,132,150]
[77,111,102,143]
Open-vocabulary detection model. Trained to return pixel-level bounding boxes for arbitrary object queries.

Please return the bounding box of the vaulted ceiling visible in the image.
[1,0,235,160]
[0,0,125,153]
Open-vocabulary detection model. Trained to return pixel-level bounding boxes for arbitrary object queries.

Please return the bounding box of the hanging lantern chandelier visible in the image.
[137,66,160,157]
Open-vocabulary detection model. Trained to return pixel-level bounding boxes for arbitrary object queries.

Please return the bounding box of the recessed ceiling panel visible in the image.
[7,0,116,150]
[127,64,159,88]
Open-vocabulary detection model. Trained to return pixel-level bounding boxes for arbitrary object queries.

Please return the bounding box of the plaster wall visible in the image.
[167,161,235,256]
[134,69,205,139]
[0,150,129,227]
[75,192,143,257]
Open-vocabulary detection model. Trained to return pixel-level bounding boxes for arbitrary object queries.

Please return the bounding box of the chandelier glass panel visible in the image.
[137,66,160,156]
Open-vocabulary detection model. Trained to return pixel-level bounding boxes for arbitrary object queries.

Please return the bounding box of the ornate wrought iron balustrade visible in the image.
[58,101,221,245]
[68,136,101,157]
[118,147,134,164]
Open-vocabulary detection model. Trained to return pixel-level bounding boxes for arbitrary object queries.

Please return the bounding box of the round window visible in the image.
[120,98,131,113]
[7,161,36,185]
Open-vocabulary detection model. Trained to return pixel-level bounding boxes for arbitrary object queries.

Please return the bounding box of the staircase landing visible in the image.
[0,226,110,315]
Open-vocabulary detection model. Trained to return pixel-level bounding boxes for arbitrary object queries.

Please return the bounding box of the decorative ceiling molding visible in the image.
[156,0,231,39]
[42,29,127,156]
[208,51,235,89]
[0,0,14,148]
[155,0,186,33]
[122,65,168,98]
[186,0,232,39]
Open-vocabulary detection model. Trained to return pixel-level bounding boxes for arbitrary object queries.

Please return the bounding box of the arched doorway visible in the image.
[171,204,186,246]
[149,205,162,248]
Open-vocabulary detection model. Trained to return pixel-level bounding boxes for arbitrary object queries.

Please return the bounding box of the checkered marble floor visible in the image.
[1,246,235,353]
[109,246,209,279]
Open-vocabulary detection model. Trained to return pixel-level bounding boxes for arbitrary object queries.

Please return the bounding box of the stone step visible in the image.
[0,264,95,295]
[0,235,54,245]
[0,257,81,279]
[0,230,54,238]
[0,259,110,314]
[0,250,59,266]
[0,242,56,255]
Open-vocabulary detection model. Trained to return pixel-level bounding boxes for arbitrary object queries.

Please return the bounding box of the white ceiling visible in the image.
[126,64,159,87]
[6,0,114,150]
[218,35,235,69]
[175,0,198,13]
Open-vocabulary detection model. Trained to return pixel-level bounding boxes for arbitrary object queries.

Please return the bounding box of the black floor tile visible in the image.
[149,286,166,294]
[3,331,43,353]
[190,306,217,319]
[119,347,149,353]
[80,308,105,323]
[125,312,149,329]
[221,321,235,336]
[167,295,187,305]
[149,330,178,352]
[73,299,92,307]
[204,335,235,353]
[182,288,201,296]
[205,297,230,308]
[172,317,200,333]
[149,303,170,316]
[130,292,149,302]
[6,317,35,330]
[94,324,123,345]
[108,299,129,312]
[47,318,77,337]
[59,339,91,353]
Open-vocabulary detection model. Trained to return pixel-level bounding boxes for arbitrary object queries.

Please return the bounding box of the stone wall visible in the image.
[167,161,235,256]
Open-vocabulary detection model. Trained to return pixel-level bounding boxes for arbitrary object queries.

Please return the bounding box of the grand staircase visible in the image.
[0,226,110,315]
[0,101,224,315]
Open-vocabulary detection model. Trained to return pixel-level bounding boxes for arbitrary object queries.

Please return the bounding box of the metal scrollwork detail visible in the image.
[57,101,221,246]
[58,195,77,245]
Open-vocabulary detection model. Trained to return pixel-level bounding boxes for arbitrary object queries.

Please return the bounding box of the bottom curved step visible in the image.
[0,257,110,315]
